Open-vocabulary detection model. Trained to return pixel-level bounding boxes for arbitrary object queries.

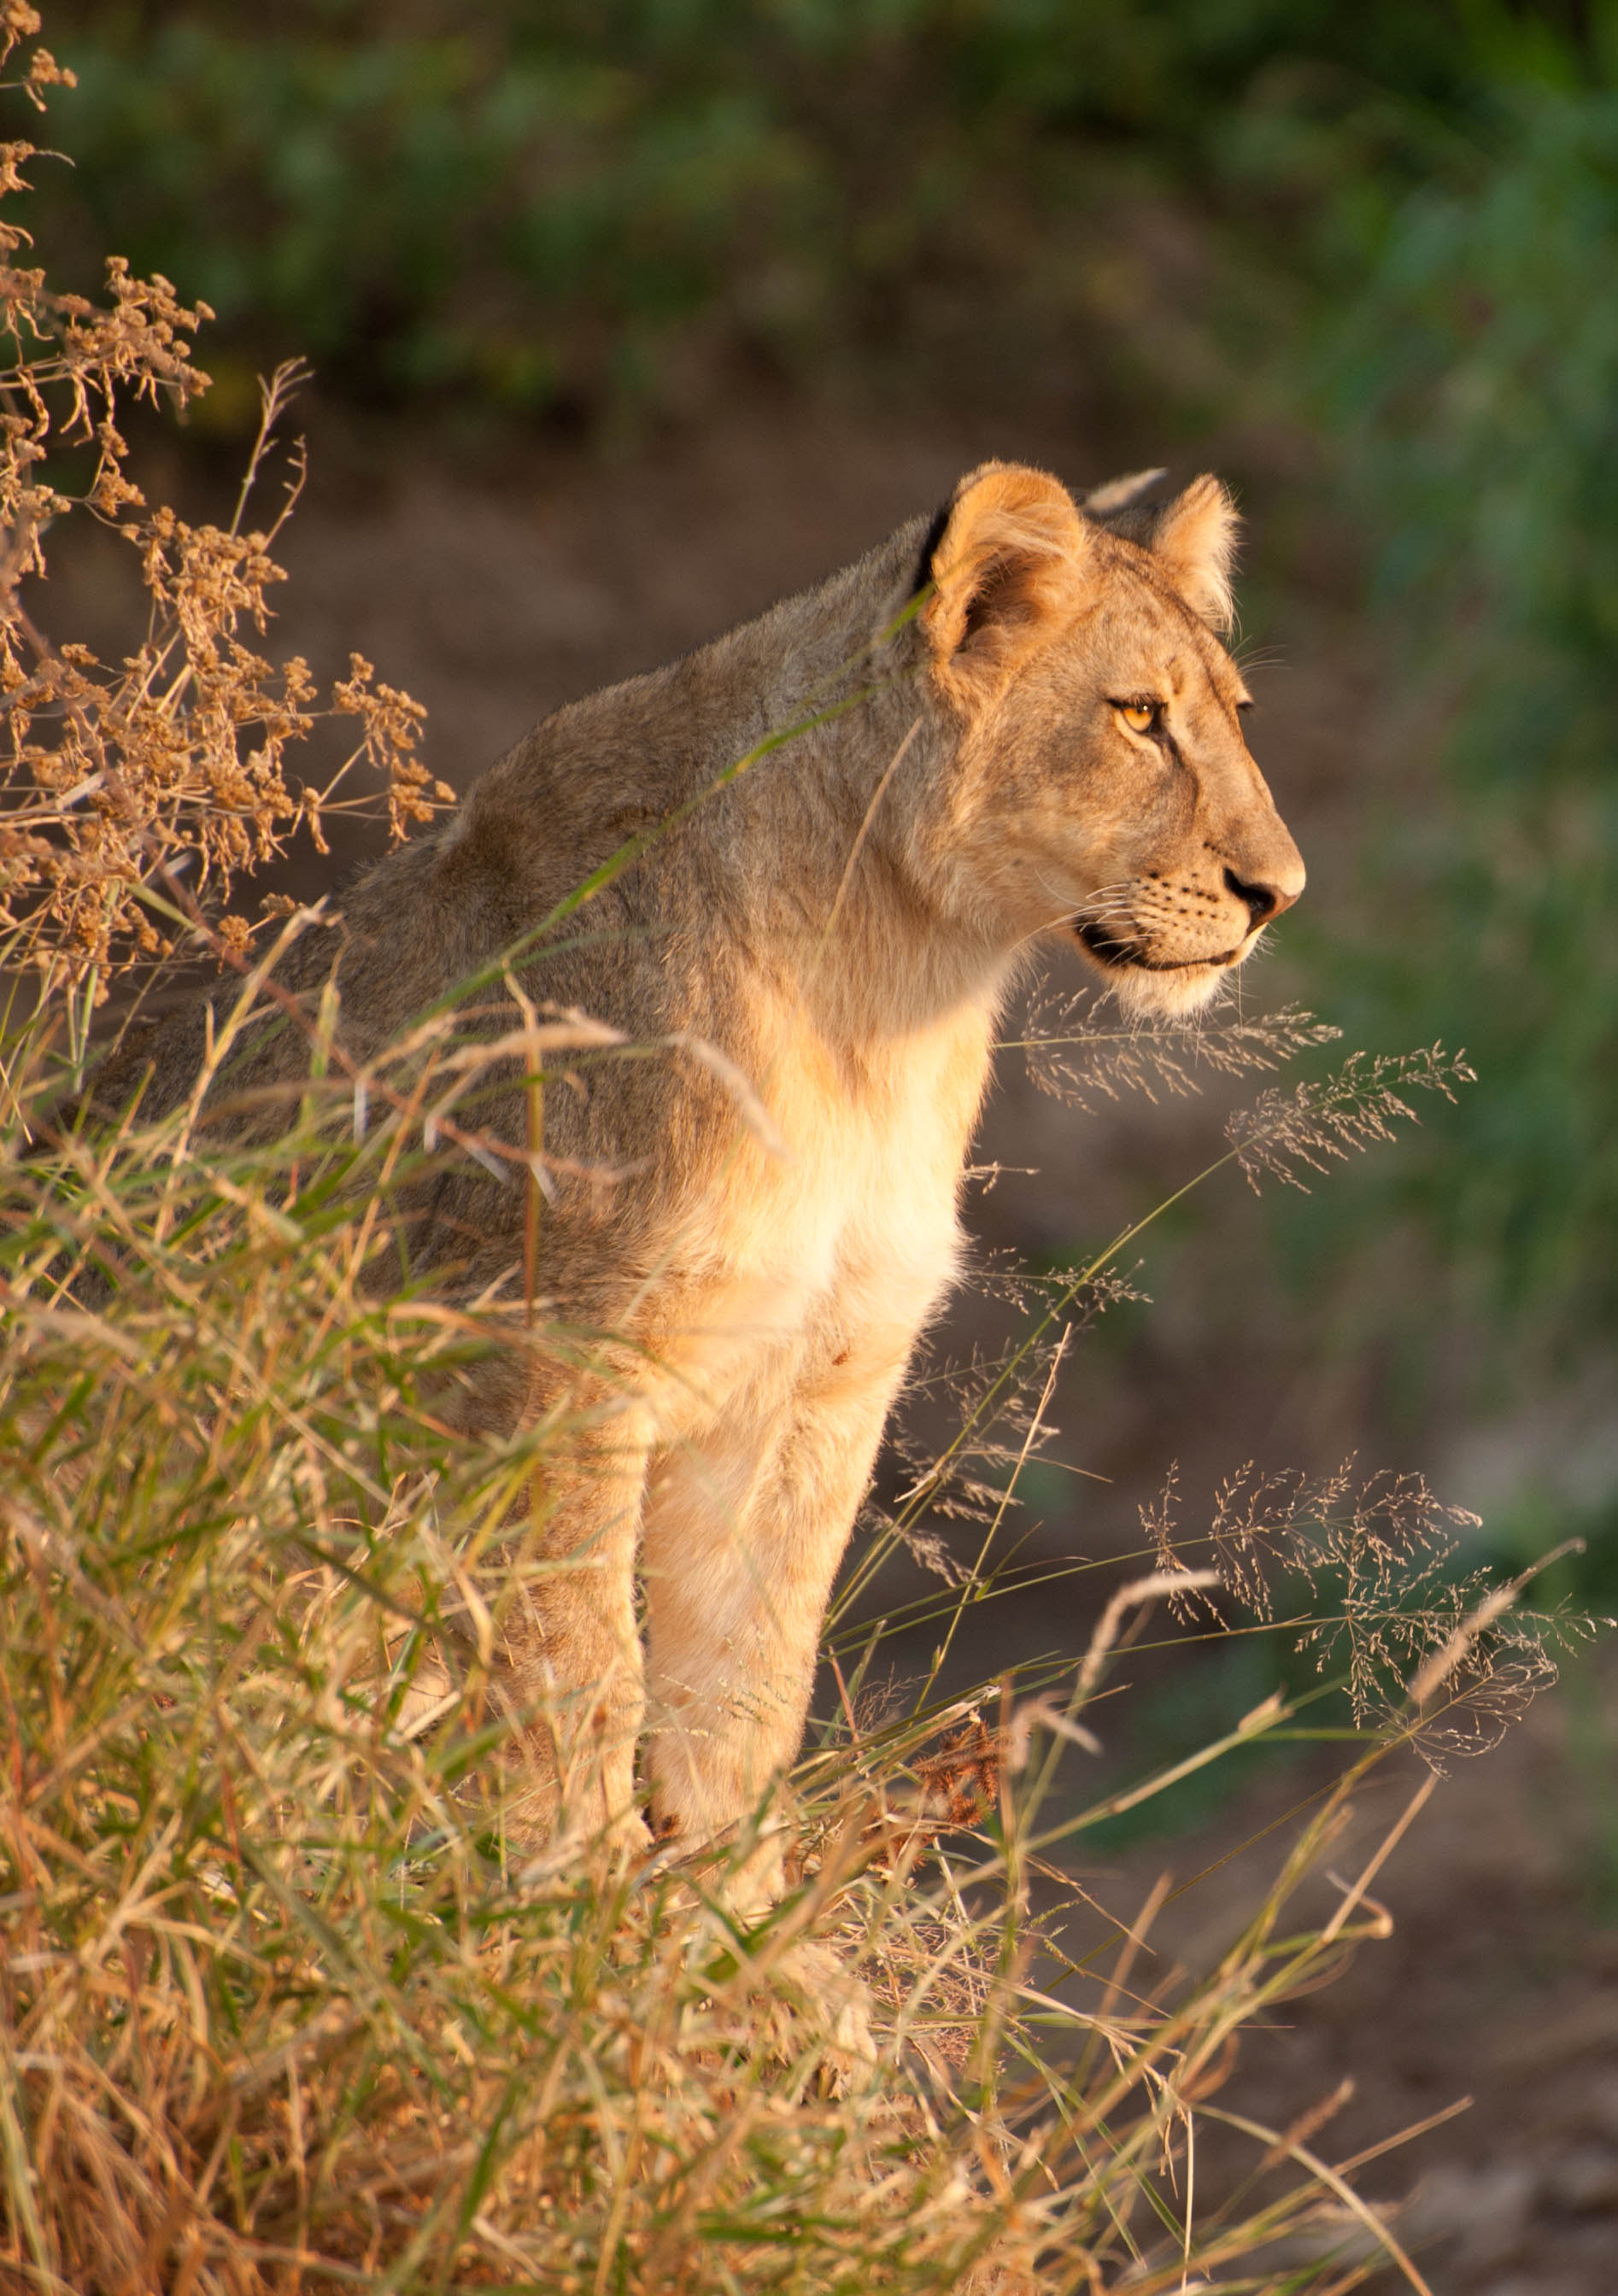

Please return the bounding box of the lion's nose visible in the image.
[1223,865,1299,928]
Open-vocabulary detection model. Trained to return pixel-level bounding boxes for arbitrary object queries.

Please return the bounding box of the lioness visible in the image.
[103,460,1303,1880]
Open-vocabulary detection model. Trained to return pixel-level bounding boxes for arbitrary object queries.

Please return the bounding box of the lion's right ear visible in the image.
[1135,474,1240,634]
[1082,469,1240,634]
[921,462,1090,708]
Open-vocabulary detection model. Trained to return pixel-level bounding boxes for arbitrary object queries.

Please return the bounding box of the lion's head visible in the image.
[915,460,1304,1017]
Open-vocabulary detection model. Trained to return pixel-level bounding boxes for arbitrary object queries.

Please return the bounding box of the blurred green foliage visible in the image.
[1310,49,1618,1350]
[1211,10,1618,1514]
[30,1,1510,424]
[23,2,1618,1463]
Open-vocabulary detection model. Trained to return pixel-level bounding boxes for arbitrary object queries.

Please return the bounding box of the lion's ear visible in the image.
[1141,472,1240,634]
[922,462,1091,706]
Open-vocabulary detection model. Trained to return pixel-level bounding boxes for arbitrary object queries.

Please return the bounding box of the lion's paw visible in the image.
[773,1936,877,2077]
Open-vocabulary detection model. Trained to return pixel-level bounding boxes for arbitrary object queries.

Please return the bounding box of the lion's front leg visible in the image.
[640,1333,912,1898]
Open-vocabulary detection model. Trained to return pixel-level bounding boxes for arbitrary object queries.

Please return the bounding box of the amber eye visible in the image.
[1117,699,1159,735]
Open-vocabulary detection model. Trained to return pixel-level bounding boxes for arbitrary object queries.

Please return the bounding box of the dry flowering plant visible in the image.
[0,9,448,1032]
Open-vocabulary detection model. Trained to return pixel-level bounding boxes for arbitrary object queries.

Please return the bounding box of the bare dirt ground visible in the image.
[1088,1665,1618,2295]
[44,388,1617,2291]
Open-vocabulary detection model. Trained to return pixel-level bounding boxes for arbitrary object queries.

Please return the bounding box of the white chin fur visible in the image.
[1103,959,1233,1022]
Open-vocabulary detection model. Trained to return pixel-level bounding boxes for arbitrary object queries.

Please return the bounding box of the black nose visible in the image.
[1223,866,1294,928]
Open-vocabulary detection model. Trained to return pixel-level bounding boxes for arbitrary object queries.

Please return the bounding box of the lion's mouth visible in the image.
[1073,917,1244,973]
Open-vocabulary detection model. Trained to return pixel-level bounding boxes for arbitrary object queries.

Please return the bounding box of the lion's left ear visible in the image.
[922,461,1092,709]
[1142,473,1240,634]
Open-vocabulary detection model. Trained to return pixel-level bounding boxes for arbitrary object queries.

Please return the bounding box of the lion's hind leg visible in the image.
[474,1382,655,1860]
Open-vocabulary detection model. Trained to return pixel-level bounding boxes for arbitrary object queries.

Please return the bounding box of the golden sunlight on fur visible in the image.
[98,460,1304,1889]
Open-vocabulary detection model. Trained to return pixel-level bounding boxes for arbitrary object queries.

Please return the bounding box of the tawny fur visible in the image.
[94,462,1304,1882]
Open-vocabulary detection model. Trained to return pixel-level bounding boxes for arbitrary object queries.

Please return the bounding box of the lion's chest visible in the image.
[663,999,997,1423]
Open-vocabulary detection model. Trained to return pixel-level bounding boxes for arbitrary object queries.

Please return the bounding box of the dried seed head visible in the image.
[0,58,445,998]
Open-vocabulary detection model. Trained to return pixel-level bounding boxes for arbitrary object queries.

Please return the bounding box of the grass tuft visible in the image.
[0,995,1588,2292]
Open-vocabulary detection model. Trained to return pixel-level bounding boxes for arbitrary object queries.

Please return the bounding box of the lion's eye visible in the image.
[1117,699,1160,736]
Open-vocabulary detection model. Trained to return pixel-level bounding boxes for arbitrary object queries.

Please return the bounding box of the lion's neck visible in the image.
[460,513,1017,1053]
[693,538,1020,1049]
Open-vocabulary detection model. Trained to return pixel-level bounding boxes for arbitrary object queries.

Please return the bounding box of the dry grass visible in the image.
[0,12,1596,2291]
[0,1055,1579,2291]
[0,1041,1567,2293]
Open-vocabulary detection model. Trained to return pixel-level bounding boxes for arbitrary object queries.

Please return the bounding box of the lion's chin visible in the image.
[1070,917,1250,1018]
[1105,960,1232,1022]
[1071,932,1237,1020]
